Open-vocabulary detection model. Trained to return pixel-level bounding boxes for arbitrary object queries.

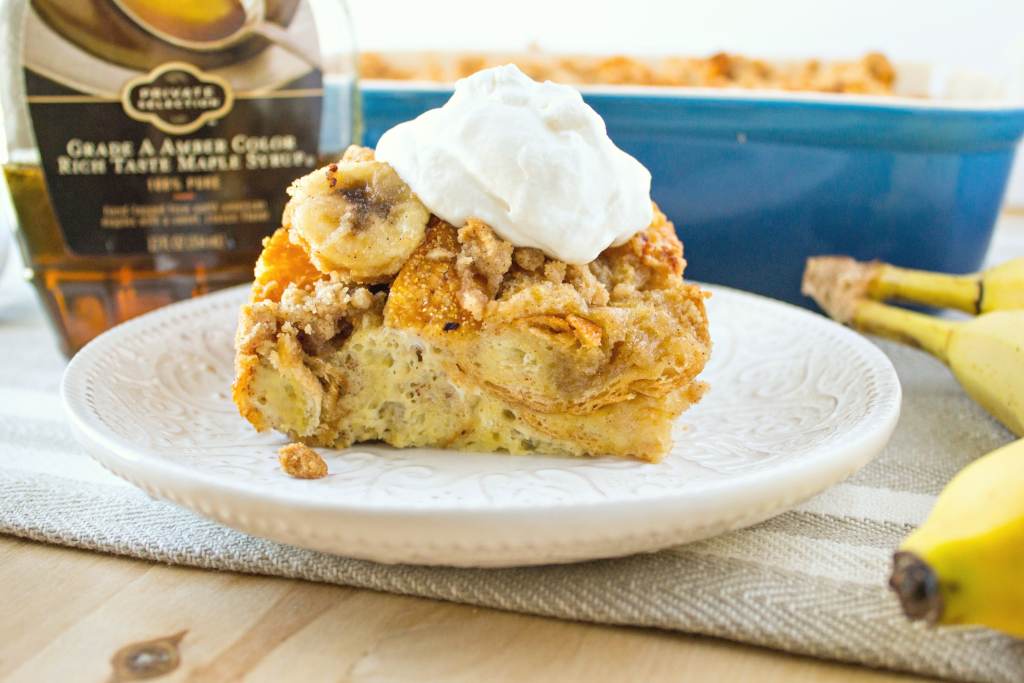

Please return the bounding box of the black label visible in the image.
[22,1,324,257]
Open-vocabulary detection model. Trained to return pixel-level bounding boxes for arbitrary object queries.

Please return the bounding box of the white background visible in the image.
[348,0,1024,206]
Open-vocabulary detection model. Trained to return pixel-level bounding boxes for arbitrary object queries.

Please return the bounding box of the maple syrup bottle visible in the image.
[0,0,357,355]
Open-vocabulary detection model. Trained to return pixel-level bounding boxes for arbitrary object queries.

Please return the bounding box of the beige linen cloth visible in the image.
[2,225,1023,683]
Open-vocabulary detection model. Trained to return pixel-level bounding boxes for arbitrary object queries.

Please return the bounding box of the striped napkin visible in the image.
[2,228,1023,683]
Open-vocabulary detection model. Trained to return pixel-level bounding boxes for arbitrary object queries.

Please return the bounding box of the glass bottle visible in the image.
[0,0,357,355]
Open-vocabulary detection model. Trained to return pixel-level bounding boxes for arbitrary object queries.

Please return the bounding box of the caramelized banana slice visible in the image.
[284,156,429,283]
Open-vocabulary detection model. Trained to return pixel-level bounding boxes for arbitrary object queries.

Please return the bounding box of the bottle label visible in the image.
[22,0,325,256]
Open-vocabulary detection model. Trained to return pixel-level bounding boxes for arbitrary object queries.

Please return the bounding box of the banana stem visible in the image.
[869,265,981,315]
[851,300,958,364]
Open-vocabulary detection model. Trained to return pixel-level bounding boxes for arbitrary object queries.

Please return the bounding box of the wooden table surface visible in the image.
[0,535,937,682]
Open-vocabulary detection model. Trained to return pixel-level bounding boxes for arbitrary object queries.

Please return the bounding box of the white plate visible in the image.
[62,284,900,567]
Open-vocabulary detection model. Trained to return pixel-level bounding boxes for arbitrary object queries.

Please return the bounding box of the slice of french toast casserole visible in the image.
[233,147,710,462]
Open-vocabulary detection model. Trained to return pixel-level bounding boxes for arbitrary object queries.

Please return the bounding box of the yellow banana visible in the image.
[889,438,1024,637]
[804,256,1024,314]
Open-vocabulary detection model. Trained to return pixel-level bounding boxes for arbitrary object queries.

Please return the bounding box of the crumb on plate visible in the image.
[278,443,328,479]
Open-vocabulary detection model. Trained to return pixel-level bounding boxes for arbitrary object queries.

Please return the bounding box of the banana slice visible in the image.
[284,155,429,283]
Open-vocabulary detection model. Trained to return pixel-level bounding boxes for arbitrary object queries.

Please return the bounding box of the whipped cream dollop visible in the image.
[375,65,653,264]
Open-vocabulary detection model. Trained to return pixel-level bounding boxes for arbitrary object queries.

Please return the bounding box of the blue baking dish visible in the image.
[361,80,1024,306]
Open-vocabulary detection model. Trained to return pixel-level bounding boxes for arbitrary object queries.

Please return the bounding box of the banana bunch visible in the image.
[802,257,1024,436]
[802,256,1024,637]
